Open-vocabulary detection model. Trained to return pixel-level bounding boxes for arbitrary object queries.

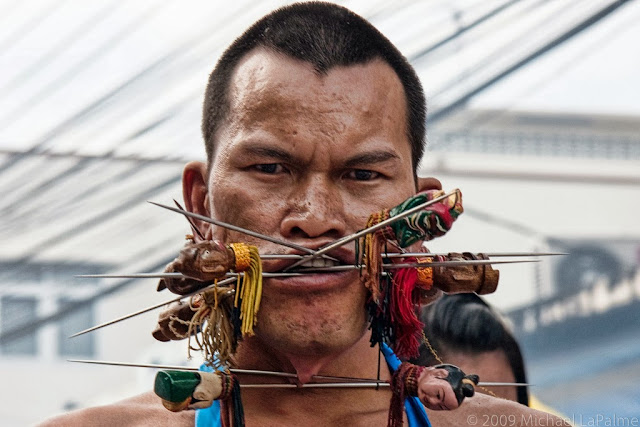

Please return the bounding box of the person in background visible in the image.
[411,294,529,405]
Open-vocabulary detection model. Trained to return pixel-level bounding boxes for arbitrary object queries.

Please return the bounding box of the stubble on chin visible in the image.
[250,282,370,358]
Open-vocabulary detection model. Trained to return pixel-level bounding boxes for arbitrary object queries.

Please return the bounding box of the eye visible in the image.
[254,164,284,174]
[346,169,380,181]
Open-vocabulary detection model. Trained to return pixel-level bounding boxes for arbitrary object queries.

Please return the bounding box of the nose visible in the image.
[280,175,346,241]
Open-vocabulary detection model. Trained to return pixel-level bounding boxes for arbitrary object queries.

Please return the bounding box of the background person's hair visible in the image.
[412,294,530,406]
[201,1,426,174]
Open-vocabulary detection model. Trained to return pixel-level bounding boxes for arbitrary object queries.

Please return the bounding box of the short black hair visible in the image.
[412,294,530,406]
[201,1,426,173]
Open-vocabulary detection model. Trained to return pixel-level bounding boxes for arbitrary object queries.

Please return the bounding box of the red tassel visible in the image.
[390,262,424,359]
[389,362,425,427]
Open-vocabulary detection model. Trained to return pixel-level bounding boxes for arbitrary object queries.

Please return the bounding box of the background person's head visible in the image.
[201,1,426,177]
[412,294,530,406]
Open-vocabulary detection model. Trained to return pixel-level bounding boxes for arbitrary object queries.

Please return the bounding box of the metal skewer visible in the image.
[68,359,383,383]
[299,259,538,272]
[71,257,534,336]
[68,277,236,338]
[66,359,529,388]
[76,272,310,279]
[233,382,530,389]
[75,259,537,280]
[382,252,567,258]
[173,200,205,240]
[149,201,337,262]
[269,252,563,259]
[284,190,457,270]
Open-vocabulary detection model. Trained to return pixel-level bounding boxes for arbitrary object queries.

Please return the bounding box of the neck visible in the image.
[232,333,394,424]
[234,332,390,384]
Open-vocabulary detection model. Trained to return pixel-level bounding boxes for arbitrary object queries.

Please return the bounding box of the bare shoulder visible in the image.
[428,393,571,427]
[38,391,195,427]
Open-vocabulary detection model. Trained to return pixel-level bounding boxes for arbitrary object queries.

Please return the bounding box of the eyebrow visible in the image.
[343,150,400,168]
[241,146,297,163]
[240,145,400,168]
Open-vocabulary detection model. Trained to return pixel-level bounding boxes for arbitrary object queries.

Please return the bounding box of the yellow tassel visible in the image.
[229,243,263,336]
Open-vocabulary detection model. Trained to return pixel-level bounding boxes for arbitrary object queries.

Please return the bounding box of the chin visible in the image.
[254,277,370,357]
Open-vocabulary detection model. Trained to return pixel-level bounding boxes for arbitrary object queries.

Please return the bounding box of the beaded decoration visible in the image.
[359,190,463,358]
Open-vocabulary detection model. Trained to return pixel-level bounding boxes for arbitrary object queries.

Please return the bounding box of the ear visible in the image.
[417,176,443,192]
[182,161,213,241]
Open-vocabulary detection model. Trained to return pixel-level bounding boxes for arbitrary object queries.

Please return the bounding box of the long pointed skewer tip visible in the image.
[173,199,205,240]
[147,200,338,262]
[68,277,235,338]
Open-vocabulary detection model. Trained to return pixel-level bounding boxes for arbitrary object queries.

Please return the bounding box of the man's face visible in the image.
[205,48,416,357]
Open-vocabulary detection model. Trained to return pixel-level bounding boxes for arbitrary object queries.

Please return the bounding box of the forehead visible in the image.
[221,48,409,149]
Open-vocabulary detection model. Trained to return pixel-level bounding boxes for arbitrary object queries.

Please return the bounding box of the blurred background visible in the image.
[0,0,638,425]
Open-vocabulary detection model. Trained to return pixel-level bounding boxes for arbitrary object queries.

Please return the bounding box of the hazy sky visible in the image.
[472,0,640,115]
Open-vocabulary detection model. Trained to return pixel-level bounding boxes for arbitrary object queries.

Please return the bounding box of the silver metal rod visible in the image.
[199,382,529,389]
[68,359,202,371]
[284,191,457,270]
[262,254,304,259]
[148,201,336,261]
[382,252,567,258]
[76,272,308,279]
[66,359,381,383]
[65,360,529,387]
[67,359,297,378]
[75,259,538,280]
[173,199,205,240]
[68,277,236,338]
[245,383,387,389]
[477,382,531,387]
[297,259,538,273]
[382,259,539,268]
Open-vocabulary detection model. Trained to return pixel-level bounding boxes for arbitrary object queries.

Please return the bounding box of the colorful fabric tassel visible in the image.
[388,362,425,427]
[186,286,238,367]
[390,263,424,359]
[367,276,393,348]
[229,243,263,336]
[219,372,245,427]
[359,190,463,300]
[415,256,433,291]
[359,210,392,302]
[387,189,463,247]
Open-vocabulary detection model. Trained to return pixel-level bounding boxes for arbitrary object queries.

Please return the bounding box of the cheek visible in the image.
[445,392,459,409]
[343,188,415,229]
[209,175,284,233]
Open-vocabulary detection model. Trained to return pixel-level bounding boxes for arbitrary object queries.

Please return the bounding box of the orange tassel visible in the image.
[360,210,392,302]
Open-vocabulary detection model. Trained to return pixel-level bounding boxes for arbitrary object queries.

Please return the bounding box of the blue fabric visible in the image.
[381,342,432,427]
[195,345,432,426]
[194,364,222,427]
